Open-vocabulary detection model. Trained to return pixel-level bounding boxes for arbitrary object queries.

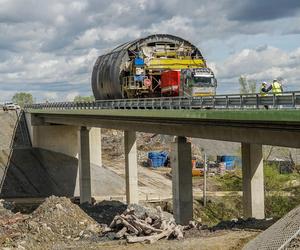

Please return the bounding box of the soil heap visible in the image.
[1,196,101,249]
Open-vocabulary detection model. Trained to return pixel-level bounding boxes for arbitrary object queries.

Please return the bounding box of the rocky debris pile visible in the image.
[0,200,28,246]
[102,130,172,159]
[27,196,101,239]
[102,129,124,157]
[102,205,201,244]
[212,217,275,231]
[1,196,102,248]
[128,204,173,221]
[137,133,172,152]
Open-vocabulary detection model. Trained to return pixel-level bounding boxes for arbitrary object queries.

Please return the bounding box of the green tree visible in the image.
[239,76,257,94]
[12,92,34,107]
[73,95,95,102]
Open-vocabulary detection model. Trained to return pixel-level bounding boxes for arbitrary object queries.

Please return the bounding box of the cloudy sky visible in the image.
[0,0,300,102]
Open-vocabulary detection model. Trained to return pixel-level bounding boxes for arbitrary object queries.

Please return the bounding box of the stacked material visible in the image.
[103,206,201,244]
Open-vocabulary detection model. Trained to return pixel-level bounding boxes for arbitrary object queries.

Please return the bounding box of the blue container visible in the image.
[134,75,144,81]
[134,57,144,66]
[148,151,168,168]
[219,155,241,170]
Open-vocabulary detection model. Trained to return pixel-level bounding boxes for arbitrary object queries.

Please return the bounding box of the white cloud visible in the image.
[66,91,80,101]
[0,0,299,101]
[42,92,58,101]
[216,46,300,92]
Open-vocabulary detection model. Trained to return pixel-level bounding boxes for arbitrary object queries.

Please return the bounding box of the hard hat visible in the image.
[262,81,267,85]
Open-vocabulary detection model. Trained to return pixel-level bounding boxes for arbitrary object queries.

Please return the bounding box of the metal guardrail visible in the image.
[24,91,300,110]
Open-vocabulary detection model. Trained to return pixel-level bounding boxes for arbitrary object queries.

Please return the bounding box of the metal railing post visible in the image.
[240,95,243,109]
[292,92,296,108]
[273,94,276,109]
[226,95,229,109]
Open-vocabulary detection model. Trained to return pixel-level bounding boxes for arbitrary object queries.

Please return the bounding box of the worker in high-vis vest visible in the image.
[260,82,271,109]
[260,82,269,96]
[272,79,283,95]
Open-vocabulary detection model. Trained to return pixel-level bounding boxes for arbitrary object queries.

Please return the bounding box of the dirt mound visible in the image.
[30,196,100,236]
[1,196,101,249]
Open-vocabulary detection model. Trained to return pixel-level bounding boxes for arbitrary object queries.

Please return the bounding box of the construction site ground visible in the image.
[1,111,299,249]
[0,196,260,250]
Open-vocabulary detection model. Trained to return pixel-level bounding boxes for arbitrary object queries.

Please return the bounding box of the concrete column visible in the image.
[124,131,138,204]
[78,127,91,204]
[171,136,193,225]
[89,128,102,167]
[242,143,265,219]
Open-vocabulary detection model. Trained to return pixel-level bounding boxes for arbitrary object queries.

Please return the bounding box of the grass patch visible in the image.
[196,165,300,224]
[214,164,299,192]
[214,169,242,191]
[193,196,243,226]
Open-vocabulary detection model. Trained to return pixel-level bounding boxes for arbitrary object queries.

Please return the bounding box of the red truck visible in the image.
[160,68,217,97]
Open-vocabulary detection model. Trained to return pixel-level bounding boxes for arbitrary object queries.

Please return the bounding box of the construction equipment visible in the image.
[92,34,217,100]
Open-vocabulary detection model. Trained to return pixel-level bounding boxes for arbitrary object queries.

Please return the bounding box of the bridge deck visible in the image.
[26,108,300,148]
[27,109,300,123]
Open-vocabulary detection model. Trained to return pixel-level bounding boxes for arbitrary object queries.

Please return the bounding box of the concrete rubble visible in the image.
[101,205,201,243]
[0,196,211,249]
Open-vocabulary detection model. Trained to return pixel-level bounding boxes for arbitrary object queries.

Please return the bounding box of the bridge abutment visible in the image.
[24,113,103,200]
[242,143,265,219]
[124,131,139,204]
[171,136,193,225]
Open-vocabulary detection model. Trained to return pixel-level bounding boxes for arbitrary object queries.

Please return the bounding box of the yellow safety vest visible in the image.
[272,81,282,95]
[260,87,267,96]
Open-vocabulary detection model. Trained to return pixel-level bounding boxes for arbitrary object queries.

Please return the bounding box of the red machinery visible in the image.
[160,70,181,96]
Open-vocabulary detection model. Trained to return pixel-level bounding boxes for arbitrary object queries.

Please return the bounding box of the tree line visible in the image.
[8,93,95,108]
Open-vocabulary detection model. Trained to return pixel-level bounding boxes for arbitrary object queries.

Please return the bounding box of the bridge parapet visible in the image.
[24,91,300,111]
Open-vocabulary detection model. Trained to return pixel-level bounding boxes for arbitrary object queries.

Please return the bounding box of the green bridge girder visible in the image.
[27,109,300,123]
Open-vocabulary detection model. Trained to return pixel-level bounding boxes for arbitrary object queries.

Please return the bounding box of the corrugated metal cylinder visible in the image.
[91,34,203,100]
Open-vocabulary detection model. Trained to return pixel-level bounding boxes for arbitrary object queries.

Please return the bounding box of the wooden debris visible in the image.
[115,227,127,239]
[105,206,188,244]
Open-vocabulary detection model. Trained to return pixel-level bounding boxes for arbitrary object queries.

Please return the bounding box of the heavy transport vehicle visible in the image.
[161,68,216,97]
[92,34,217,100]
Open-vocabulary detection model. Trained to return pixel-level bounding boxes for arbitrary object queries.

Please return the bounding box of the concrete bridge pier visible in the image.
[242,143,265,219]
[78,126,91,203]
[171,136,193,225]
[124,131,138,204]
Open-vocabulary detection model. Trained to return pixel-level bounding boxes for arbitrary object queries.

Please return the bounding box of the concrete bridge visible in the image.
[21,101,300,225]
